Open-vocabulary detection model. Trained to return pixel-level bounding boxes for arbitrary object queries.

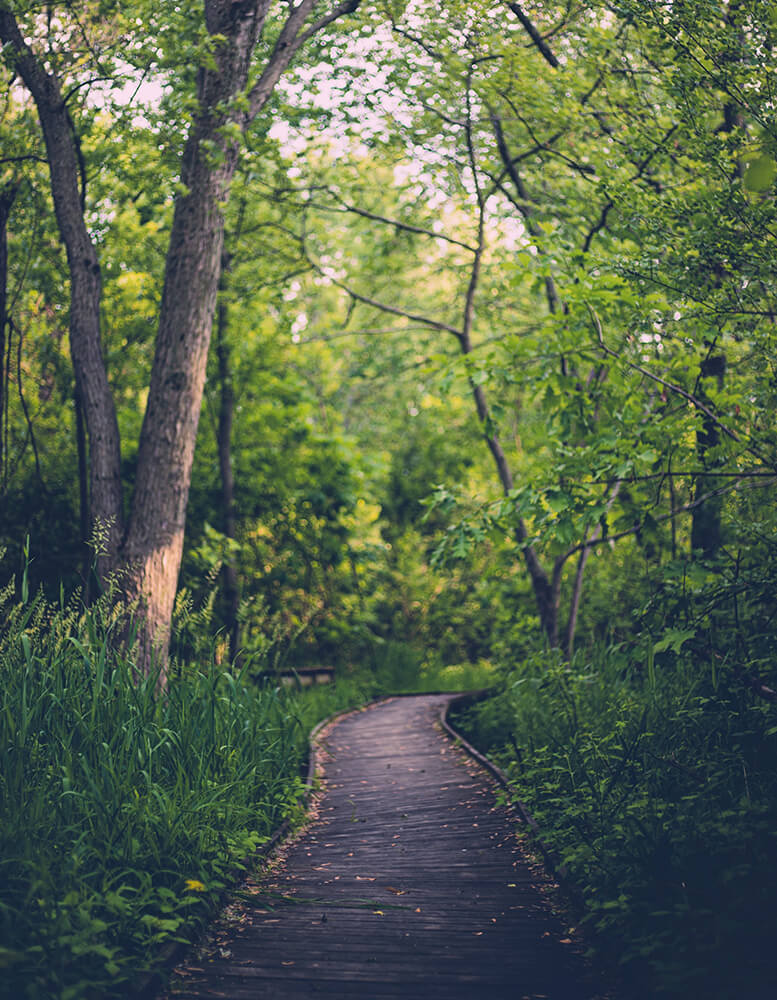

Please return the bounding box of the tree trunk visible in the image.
[121,134,238,667]
[0,184,16,486]
[464,364,558,645]
[1,0,360,678]
[118,0,343,669]
[456,147,558,648]
[215,264,241,665]
[691,354,726,557]
[0,12,124,572]
[74,382,91,598]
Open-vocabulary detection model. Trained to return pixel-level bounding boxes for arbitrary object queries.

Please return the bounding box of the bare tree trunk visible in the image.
[0,12,124,573]
[0,184,16,486]
[121,126,238,668]
[215,263,241,665]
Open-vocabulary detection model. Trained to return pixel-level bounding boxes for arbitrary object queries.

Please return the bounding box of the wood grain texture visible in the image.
[162,695,611,1000]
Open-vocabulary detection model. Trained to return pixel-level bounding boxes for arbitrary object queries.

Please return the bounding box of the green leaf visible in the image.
[653,628,696,655]
[744,154,777,192]
[545,490,570,514]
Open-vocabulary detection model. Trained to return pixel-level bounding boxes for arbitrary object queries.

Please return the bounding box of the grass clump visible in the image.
[452,646,777,998]
[0,571,364,1000]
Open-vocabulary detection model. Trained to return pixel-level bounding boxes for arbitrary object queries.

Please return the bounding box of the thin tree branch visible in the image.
[312,194,478,252]
[0,155,47,166]
[560,479,622,657]
[564,476,773,559]
[490,111,563,315]
[505,2,560,68]
[296,0,361,47]
[246,0,360,121]
[587,304,743,444]
[326,273,464,339]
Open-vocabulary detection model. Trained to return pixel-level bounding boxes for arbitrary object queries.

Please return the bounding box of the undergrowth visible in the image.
[0,557,489,999]
[452,646,777,998]
[0,572,371,1000]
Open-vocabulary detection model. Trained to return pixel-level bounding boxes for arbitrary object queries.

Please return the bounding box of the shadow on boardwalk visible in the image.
[162,694,612,1000]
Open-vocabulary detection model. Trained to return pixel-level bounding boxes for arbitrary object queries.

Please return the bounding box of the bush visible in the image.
[452,646,777,998]
[0,571,363,999]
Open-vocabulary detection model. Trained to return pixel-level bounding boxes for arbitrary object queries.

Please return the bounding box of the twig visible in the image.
[563,476,774,559]
[587,303,742,444]
[326,274,464,340]
[505,2,560,68]
[312,194,477,252]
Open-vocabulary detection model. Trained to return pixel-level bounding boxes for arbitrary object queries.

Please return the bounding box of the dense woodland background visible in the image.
[1,1,777,997]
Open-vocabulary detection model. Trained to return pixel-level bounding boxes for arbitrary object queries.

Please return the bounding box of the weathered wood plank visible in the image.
[161,695,612,1000]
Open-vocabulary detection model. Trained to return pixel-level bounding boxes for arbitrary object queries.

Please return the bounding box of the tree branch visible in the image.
[587,304,743,444]
[246,0,360,121]
[491,111,563,315]
[564,476,773,559]
[0,155,47,166]
[561,479,622,656]
[505,2,559,68]
[312,194,478,252]
[325,273,465,339]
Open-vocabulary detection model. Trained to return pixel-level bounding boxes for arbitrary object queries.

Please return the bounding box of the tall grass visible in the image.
[0,570,363,999]
[0,549,495,1000]
[452,646,777,997]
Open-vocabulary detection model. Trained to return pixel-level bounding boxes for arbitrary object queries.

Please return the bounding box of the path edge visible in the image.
[134,688,576,999]
[132,697,381,1000]
[440,690,572,884]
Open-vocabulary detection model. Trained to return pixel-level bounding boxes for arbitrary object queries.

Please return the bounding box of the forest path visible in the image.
[162,694,607,1000]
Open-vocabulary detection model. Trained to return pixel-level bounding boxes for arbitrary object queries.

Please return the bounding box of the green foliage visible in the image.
[3,3,777,995]
[454,645,777,997]
[0,567,368,999]
[0,544,492,999]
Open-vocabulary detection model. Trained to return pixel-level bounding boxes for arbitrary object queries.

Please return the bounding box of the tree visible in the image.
[265,0,777,662]
[270,0,632,653]
[0,0,361,674]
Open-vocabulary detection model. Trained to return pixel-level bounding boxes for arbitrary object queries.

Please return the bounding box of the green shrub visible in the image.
[0,571,366,999]
[453,647,777,997]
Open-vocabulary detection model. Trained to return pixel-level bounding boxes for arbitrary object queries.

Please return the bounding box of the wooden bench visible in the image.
[259,666,335,687]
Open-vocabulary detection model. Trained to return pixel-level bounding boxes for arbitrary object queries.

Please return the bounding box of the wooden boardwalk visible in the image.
[162,694,608,1000]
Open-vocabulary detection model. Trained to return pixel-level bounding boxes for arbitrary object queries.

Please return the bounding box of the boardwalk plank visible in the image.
[162,695,610,1000]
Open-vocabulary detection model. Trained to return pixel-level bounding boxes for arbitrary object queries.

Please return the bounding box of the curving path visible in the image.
[162,694,609,1000]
